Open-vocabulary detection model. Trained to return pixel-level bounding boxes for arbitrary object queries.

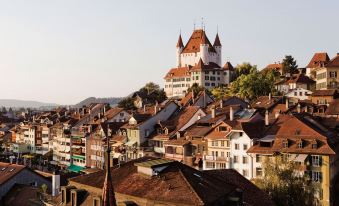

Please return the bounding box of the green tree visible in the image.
[140,82,160,95]
[282,55,298,75]
[210,86,229,100]
[253,157,317,206]
[187,83,205,97]
[118,97,136,110]
[229,68,277,101]
[235,62,257,77]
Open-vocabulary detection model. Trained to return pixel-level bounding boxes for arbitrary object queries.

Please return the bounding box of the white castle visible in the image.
[164,28,235,98]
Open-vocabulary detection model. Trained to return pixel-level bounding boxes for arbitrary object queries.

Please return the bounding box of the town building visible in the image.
[314,53,339,90]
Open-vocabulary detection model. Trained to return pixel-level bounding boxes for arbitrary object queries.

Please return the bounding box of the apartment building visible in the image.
[314,53,339,90]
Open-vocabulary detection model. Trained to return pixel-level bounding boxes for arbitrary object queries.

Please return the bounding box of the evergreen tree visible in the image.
[282,55,298,75]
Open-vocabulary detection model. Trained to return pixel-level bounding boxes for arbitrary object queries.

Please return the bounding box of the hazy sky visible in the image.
[0,0,338,104]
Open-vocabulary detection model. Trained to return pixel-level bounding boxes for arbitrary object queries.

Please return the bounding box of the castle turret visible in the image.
[213,33,222,66]
[176,34,184,67]
[200,31,209,64]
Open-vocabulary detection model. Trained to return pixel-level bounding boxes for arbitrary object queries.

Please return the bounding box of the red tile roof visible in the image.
[164,67,190,79]
[325,99,339,115]
[286,74,315,84]
[325,53,339,67]
[0,163,26,185]
[306,52,330,68]
[223,61,234,71]
[312,89,337,96]
[182,29,216,53]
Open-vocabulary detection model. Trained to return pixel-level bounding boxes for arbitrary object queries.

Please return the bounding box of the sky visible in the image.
[0,0,338,105]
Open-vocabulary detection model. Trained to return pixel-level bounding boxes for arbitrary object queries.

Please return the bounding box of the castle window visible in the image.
[282,139,288,148]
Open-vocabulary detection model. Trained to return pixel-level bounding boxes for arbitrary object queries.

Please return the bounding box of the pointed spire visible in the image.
[197,58,204,68]
[102,134,117,206]
[201,30,208,45]
[213,33,221,47]
[176,34,184,48]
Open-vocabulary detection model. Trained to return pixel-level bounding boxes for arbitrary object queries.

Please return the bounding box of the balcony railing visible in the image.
[203,155,229,162]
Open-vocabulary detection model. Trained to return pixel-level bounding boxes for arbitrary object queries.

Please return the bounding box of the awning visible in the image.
[294,154,308,162]
[67,164,85,173]
[125,141,137,146]
[72,155,85,160]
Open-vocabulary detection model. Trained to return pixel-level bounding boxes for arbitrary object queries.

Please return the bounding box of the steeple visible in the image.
[213,33,221,47]
[102,133,117,206]
[176,34,184,48]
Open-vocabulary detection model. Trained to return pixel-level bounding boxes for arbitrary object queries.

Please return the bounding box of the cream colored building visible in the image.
[315,54,339,90]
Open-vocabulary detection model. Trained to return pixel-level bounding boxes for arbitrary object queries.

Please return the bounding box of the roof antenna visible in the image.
[217,24,219,34]
[201,17,204,30]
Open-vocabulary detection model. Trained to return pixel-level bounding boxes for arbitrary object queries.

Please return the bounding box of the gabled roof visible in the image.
[306,52,330,68]
[286,74,315,84]
[190,58,221,71]
[264,63,283,71]
[325,53,339,67]
[69,157,246,206]
[182,29,216,53]
[164,67,190,79]
[0,163,26,185]
[213,33,221,47]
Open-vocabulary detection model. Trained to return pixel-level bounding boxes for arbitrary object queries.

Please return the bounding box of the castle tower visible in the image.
[200,31,209,64]
[213,33,222,67]
[176,34,184,67]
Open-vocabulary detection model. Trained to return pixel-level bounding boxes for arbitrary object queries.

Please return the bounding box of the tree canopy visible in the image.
[210,86,229,100]
[229,63,277,100]
[282,55,298,75]
[253,157,318,206]
[235,62,258,77]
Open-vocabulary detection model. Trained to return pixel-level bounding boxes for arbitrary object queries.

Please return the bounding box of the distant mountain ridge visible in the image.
[74,97,122,108]
[0,99,59,108]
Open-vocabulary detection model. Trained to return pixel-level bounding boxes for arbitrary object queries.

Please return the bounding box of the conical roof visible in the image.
[176,34,184,48]
[213,33,221,47]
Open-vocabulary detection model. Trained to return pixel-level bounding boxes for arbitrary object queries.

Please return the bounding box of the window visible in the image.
[226,152,230,157]
[221,141,224,147]
[211,83,215,86]
[243,156,248,164]
[239,132,243,137]
[312,141,318,149]
[206,162,215,169]
[226,140,230,147]
[243,144,248,150]
[219,126,227,131]
[243,169,249,177]
[311,155,321,167]
[221,151,224,157]
[205,83,210,86]
[298,141,303,148]
[256,167,263,177]
[294,92,297,96]
[205,76,209,80]
[329,71,337,78]
[233,156,238,163]
[256,154,262,163]
[312,171,322,182]
[299,92,302,96]
[235,144,239,150]
[219,163,227,169]
[283,139,288,148]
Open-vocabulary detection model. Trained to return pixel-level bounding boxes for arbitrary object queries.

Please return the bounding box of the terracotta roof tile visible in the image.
[306,52,330,68]
[213,33,221,47]
[312,89,337,96]
[176,34,184,48]
[325,53,339,67]
[325,99,339,115]
[182,29,216,53]
[164,67,190,79]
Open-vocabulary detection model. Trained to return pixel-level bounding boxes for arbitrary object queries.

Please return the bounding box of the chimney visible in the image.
[103,106,106,115]
[297,104,301,113]
[211,106,216,118]
[305,106,308,113]
[286,99,289,109]
[52,170,60,197]
[192,91,195,104]
[265,110,269,126]
[143,105,146,113]
[268,93,271,101]
[220,99,223,108]
[230,106,234,121]
[275,111,280,119]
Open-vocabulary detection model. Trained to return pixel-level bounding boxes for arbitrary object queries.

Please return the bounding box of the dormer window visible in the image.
[297,140,303,148]
[282,139,289,148]
[295,129,301,135]
[311,140,318,149]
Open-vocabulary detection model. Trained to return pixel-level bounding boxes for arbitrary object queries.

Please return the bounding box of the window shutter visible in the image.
[319,156,323,166]
[319,172,323,183]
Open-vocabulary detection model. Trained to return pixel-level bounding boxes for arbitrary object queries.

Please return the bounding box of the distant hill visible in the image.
[74,97,122,108]
[0,99,59,109]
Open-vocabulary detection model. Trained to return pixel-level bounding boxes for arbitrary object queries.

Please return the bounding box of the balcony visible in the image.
[203,155,229,162]
[71,148,85,156]
[71,138,85,146]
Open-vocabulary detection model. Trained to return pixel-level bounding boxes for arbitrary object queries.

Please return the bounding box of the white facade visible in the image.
[285,88,312,101]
